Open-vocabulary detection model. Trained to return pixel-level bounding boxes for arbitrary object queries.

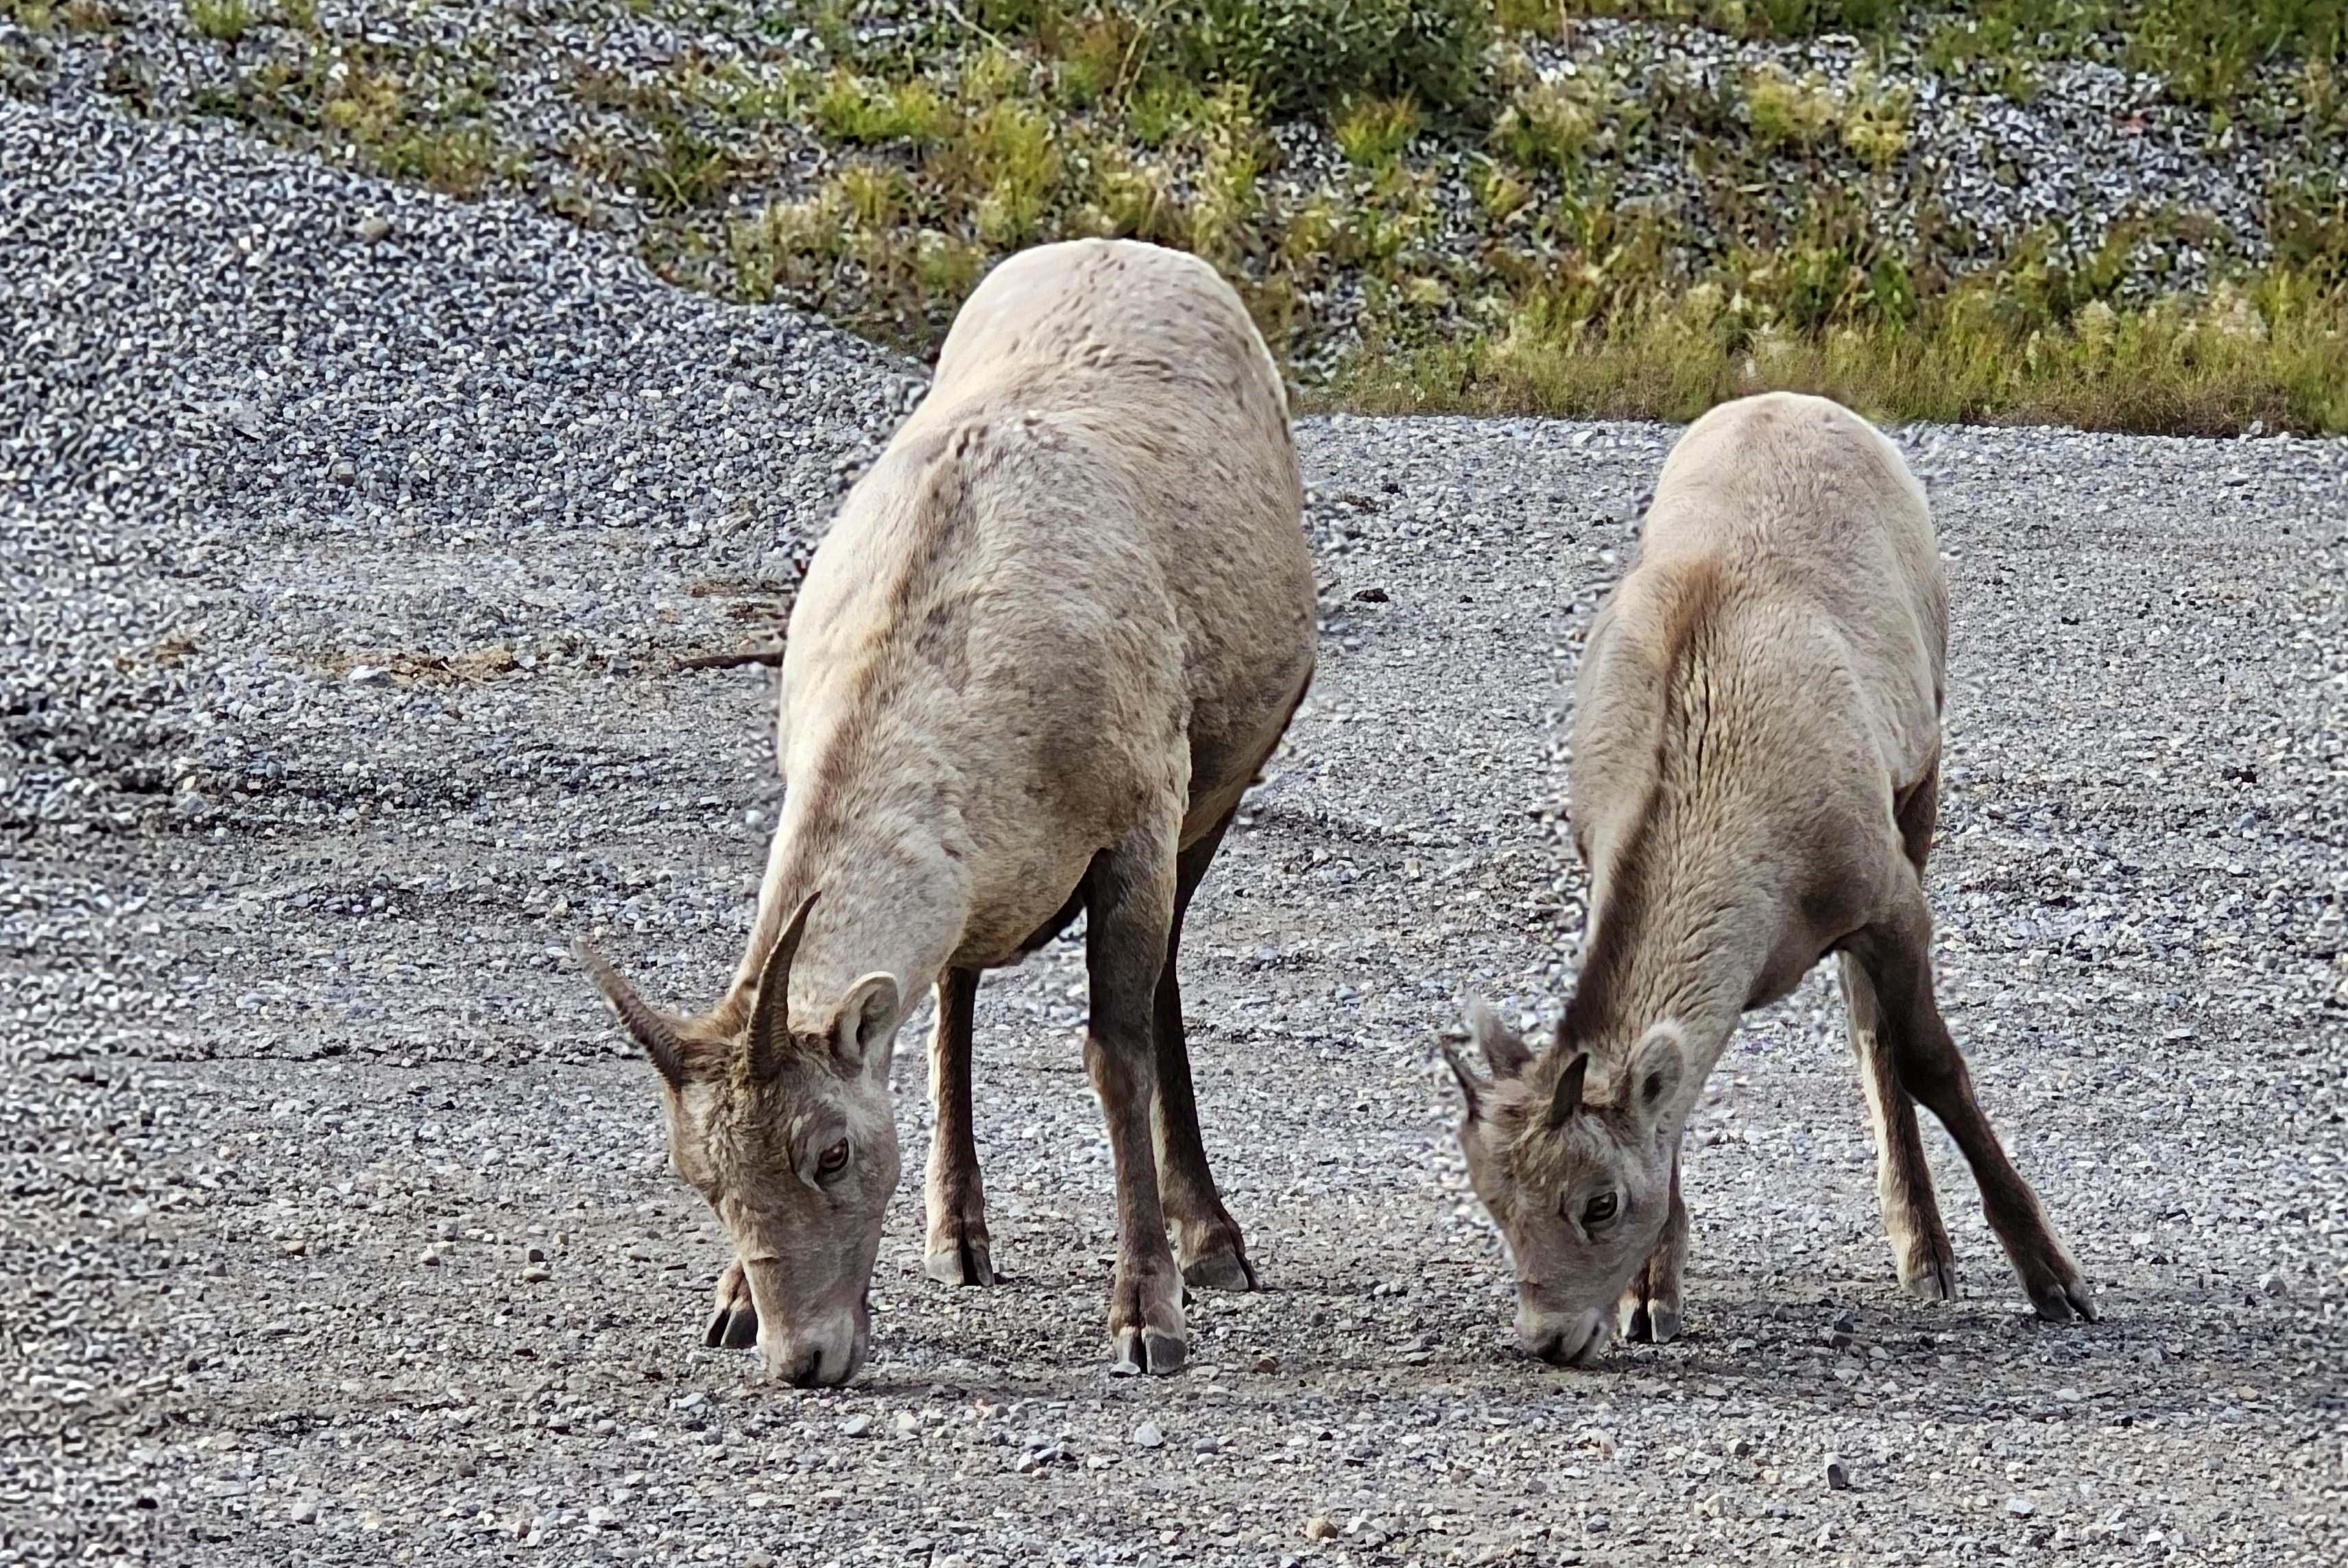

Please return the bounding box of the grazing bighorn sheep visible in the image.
[1448,390,2094,1366]
[579,238,1316,1385]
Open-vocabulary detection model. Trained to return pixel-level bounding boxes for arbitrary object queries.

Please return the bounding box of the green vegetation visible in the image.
[1550,0,2347,107]
[38,0,2348,433]
[968,0,1494,114]
[182,0,252,45]
[179,20,510,197]
[1335,274,2348,435]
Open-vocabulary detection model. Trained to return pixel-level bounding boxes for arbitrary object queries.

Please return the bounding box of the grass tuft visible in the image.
[815,68,953,145]
[634,119,736,213]
[1334,95,1423,169]
[182,0,249,45]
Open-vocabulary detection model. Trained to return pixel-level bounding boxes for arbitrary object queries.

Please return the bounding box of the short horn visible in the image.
[747,891,820,1081]
[576,937,693,1090]
[1546,1050,1590,1131]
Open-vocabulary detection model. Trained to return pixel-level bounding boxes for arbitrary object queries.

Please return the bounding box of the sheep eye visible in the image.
[817,1139,850,1177]
[1581,1192,1619,1227]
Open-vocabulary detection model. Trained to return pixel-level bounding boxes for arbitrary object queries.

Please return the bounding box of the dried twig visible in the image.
[674,645,787,671]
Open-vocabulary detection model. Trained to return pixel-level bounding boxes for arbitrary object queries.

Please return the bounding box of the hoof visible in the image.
[1616,1292,1680,1345]
[1900,1258,1956,1302]
[2030,1278,2097,1324]
[704,1301,758,1349]
[704,1262,758,1349]
[1111,1326,1186,1376]
[923,1238,995,1288]
[1180,1248,1256,1292]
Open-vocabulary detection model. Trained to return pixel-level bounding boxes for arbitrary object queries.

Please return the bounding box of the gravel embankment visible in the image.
[0,2,2325,304]
[5,96,2345,1567]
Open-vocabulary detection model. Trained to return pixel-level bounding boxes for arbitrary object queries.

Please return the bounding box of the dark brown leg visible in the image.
[1848,760,1958,1297]
[1849,882,2096,1323]
[1083,828,1186,1375]
[1616,1145,1688,1343]
[1153,808,1258,1290]
[923,967,992,1286]
[1841,952,1957,1300]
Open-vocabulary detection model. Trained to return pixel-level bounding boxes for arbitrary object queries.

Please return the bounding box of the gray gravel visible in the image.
[7,95,2347,1567]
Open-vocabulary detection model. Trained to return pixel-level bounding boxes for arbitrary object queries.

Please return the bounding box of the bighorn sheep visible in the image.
[579,239,1316,1385]
[1448,391,2094,1365]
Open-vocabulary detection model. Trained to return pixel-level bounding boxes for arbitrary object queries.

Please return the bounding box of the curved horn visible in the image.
[1546,1050,1590,1131]
[747,891,820,1083]
[576,937,693,1090]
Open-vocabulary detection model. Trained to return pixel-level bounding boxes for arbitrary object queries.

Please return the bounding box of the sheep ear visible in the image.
[1627,1022,1686,1131]
[1441,1042,1488,1120]
[1546,1050,1590,1131]
[835,972,902,1076]
[1467,999,1532,1076]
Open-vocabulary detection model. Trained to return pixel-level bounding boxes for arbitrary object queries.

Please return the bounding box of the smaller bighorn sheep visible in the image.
[1450,391,2094,1366]
[580,239,1316,1385]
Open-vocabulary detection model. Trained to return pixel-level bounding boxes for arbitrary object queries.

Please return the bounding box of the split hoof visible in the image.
[1616,1292,1681,1344]
[2030,1277,2098,1323]
[703,1262,758,1349]
[705,1301,758,1349]
[923,1238,995,1288]
[1111,1326,1187,1376]
[2017,1232,2097,1323]
[1900,1256,1957,1303]
[1180,1247,1256,1292]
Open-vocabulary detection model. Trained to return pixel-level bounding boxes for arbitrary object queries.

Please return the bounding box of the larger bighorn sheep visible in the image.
[1448,391,2094,1365]
[579,239,1316,1385]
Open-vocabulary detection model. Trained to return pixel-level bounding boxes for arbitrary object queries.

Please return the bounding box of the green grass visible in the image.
[634,117,738,211]
[101,0,2348,435]
[963,0,1495,114]
[182,0,250,45]
[1333,96,1424,169]
[186,32,510,198]
[1327,272,2348,435]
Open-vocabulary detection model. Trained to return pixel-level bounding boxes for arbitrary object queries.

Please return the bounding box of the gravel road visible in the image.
[5,97,2345,1568]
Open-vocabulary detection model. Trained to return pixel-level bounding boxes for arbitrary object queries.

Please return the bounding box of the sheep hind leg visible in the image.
[1616,1146,1688,1343]
[922,967,994,1286]
[1841,950,1956,1301]
[1853,886,2096,1324]
[1084,830,1188,1375]
[1151,808,1257,1292]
